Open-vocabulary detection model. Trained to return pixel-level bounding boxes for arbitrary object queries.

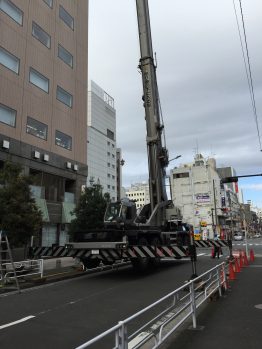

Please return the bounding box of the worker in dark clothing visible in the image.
[213,234,220,259]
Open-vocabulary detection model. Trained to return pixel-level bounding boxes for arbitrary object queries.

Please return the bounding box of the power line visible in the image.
[233,0,262,150]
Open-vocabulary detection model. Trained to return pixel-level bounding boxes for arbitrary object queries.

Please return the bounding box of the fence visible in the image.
[75,262,228,349]
[0,259,43,284]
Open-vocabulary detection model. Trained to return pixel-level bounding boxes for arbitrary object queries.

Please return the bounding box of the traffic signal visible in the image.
[221,176,238,183]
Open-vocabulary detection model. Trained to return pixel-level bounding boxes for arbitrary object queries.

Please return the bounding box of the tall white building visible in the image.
[87,81,117,201]
[126,182,150,209]
[170,154,225,238]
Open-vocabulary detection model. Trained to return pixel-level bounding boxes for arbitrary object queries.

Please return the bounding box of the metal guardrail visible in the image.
[75,262,228,349]
[1,259,43,283]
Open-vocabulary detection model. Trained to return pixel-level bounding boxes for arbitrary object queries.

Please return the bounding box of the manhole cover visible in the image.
[254,304,262,309]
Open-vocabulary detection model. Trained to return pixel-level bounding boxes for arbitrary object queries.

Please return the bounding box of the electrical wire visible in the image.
[233,0,262,150]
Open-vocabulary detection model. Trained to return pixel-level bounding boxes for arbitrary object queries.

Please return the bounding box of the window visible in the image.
[107,141,110,146]
[112,186,115,190]
[58,45,73,68]
[107,129,114,141]
[26,116,47,140]
[43,0,52,8]
[59,5,74,30]
[55,130,72,150]
[107,163,110,168]
[112,154,115,159]
[173,172,189,179]
[0,103,16,127]
[0,46,19,74]
[29,67,49,93]
[107,174,110,178]
[112,164,115,169]
[107,152,110,156]
[107,185,110,189]
[56,86,73,107]
[0,0,23,25]
[32,22,51,48]
[112,175,115,180]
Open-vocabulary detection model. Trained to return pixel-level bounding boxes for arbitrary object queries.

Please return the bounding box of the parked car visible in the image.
[234,232,243,241]
[254,233,261,238]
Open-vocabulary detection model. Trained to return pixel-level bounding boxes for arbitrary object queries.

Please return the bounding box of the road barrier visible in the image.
[1,259,43,284]
[75,262,228,349]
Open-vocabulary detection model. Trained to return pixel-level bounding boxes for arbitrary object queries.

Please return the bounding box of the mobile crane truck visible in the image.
[33,0,196,271]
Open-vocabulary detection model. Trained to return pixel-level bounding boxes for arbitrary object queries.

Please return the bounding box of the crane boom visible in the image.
[136,0,169,224]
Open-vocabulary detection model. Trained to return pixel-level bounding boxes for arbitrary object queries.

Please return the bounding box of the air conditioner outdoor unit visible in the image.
[73,164,78,171]
[66,162,72,169]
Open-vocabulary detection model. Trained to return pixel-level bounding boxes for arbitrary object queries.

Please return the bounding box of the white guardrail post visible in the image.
[189,280,197,329]
[40,259,44,278]
[116,321,128,349]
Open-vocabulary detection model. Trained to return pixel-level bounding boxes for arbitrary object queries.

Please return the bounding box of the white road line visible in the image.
[197,253,205,256]
[0,316,35,330]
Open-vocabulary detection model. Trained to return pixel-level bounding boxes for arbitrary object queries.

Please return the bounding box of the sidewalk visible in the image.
[165,256,262,349]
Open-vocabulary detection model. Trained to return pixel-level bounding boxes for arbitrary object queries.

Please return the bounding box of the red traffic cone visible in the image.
[239,252,243,269]
[234,257,240,273]
[250,249,255,262]
[229,261,236,281]
[211,246,214,258]
[243,251,249,266]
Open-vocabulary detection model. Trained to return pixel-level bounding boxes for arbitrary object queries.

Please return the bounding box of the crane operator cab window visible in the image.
[104,199,136,224]
[104,202,122,222]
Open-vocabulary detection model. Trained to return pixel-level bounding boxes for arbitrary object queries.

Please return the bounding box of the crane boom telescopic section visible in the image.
[136,0,169,222]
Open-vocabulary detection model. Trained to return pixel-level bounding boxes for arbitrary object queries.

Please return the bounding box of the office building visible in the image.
[87,81,117,201]
[0,0,88,245]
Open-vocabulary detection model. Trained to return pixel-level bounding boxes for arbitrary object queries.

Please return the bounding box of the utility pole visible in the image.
[212,179,218,236]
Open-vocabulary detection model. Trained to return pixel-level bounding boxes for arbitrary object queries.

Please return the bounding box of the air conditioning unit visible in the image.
[73,164,78,171]
[33,151,40,159]
[2,140,10,149]
[43,154,49,162]
[66,161,72,169]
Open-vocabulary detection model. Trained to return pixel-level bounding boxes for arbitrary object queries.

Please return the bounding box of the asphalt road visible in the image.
[0,241,261,349]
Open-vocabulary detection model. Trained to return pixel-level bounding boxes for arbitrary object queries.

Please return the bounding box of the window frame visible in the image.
[26,116,48,141]
[29,67,49,93]
[0,102,16,127]
[0,0,23,25]
[59,5,74,30]
[58,44,73,68]
[56,85,73,108]
[32,21,51,49]
[0,45,20,74]
[55,130,72,151]
[42,0,53,8]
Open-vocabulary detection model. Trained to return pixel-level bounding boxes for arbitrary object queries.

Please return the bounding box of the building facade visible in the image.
[0,0,88,245]
[170,154,228,238]
[126,182,150,209]
[87,81,117,201]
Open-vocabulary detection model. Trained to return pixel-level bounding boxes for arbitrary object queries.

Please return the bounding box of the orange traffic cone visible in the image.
[239,252,243,269]
[243,251,249,266]
[234,257,240,273]
[211,246,214,258]
[228,261,236,281]
[250,249,255,262]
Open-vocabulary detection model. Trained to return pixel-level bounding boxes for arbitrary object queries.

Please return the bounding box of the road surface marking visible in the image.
[0,316,35,330]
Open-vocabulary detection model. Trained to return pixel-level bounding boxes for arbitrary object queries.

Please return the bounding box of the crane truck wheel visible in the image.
[80,258,100,270]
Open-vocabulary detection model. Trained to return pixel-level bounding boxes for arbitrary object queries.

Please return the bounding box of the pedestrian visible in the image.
[213,234,220,259]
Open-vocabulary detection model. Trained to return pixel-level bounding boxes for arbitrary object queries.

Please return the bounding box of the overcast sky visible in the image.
[88,0,262,206]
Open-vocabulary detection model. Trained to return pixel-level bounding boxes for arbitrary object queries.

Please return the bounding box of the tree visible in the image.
[0,162,42,246]
[69,184,110,235]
